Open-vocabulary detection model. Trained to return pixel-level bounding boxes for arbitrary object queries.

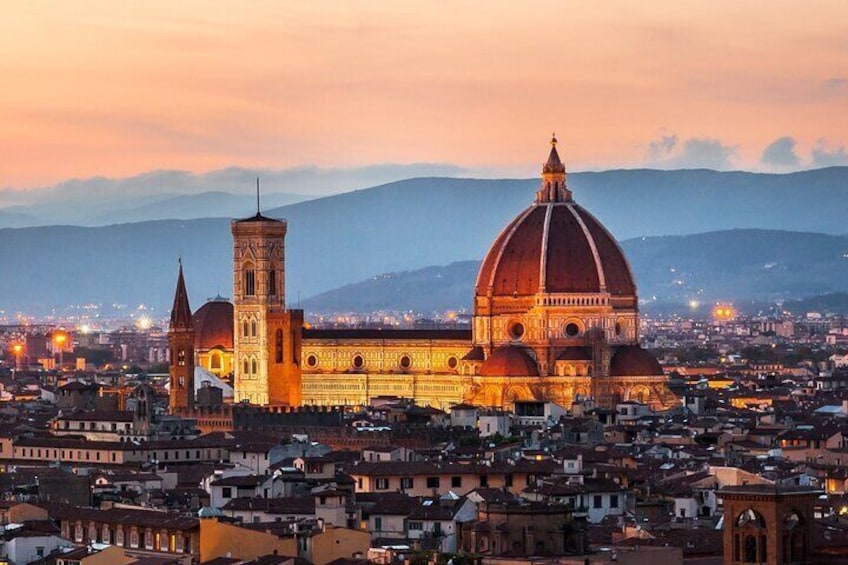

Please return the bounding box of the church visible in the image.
[168,137,676,412]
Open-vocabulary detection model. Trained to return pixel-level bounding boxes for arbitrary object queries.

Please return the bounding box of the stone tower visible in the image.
[717,485,819,565]
[232,204,302,405]
[169,261,195,413]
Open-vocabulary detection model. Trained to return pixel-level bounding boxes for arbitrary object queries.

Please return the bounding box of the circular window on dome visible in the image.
[508,322,525,340]
[306,354,318,368]
[352,354,364,369]
[399,355,412,370]
[447,356,458,369]
[564,322,581,337]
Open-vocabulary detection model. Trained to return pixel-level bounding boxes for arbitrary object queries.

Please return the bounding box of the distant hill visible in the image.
[106,191,308,224]
[3,168,848,315]
[781,293,848,315]
[302,230,848,314]
[0,209,35,228]
[302,262,482,313]
[0,163,467,227]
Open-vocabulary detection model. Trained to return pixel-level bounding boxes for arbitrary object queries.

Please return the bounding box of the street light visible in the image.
[54,332,67,370]
[12,343,23,378]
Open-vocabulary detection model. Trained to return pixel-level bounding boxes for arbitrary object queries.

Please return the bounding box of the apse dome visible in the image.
[193,298,234,350]
[479,346,540,377]
[609,345,664,377]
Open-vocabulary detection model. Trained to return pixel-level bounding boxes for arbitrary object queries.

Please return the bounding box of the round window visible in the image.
[564,322,580,337]
[509,322,525,340]
[447,356,458,369]
[399,355,411,369]
[352,355,364,369]
[306,354,318,368]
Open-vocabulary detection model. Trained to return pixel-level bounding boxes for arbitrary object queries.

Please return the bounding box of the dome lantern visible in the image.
[537,133,572,203]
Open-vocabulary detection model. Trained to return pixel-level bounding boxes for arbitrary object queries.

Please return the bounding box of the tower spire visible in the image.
[536,132,571,203]
[256,177,261,215]
[170,260,192,330]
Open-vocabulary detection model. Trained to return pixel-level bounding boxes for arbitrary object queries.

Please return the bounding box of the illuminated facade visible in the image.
[231,212,301,406]
[170,138,676,412]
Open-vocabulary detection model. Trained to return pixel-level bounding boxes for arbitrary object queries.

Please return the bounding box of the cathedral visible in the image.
[169,137,676,412]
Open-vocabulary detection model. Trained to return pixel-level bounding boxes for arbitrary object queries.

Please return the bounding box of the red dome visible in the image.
[475,203,635,299]
[193,299,234,350]
[609,346,663,376]
[479,346,540,377]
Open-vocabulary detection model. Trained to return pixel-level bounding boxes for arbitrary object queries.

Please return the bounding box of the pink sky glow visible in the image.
[1,1,847,188]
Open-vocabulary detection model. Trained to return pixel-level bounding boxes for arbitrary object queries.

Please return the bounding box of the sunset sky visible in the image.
[2,1,847,189]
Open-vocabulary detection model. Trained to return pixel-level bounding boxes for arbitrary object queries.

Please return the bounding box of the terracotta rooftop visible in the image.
[193,299,234,350]
[475,202,635,298]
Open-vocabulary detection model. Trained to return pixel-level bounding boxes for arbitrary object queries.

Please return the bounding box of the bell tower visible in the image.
[231,186,301,406]
[717,485,819,565]
[169,261,195,413]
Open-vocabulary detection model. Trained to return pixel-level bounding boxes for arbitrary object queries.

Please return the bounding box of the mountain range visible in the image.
[0,163,468,227]
[2,167,848,316]
[301,229,848,314]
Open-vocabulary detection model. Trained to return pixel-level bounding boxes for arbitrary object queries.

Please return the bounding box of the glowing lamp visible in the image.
[712,304,735,321]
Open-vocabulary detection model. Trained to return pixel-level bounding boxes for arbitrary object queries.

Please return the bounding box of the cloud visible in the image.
[760,136,800,167]
[648,134,678,161]
[811,142,848,167]
[646,135,737,170]
[824,78,848,90]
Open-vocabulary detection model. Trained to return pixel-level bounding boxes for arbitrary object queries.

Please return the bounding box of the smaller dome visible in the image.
[193,299,234,350]
[609,346,663,377]
[479,346,540,377]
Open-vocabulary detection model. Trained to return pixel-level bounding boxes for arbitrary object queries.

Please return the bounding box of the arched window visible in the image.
[275,329,283,363]
[210,351,222,370]
[243,358,249,375]
[244,266,256,296]
[269,269,277,296]
[736,509,765,528]
[251,358,258,375]
[177,348,186,366]
[251,320,257,337]
[785,512,805,563]
[242,320,249,337]
[744,535,757,562]
[159,529,169,551]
